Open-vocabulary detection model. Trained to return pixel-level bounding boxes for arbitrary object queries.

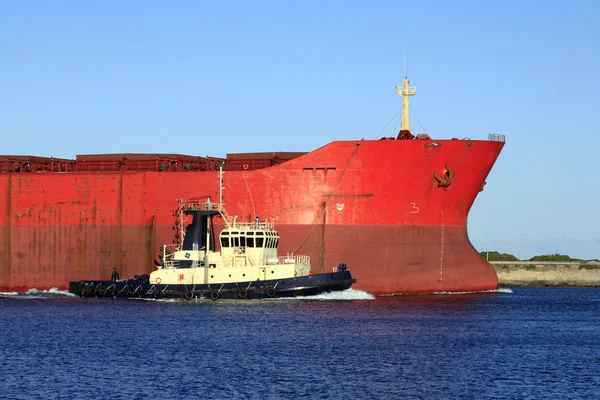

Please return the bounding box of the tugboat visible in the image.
[69,170,356,300]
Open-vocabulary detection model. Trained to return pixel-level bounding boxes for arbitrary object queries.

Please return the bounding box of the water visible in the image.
[1,287,599,399]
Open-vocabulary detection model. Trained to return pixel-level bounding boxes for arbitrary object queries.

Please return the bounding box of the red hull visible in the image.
[0,138,504,295]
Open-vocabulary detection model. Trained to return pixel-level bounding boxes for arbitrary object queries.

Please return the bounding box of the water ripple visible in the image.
[1,287,599,399]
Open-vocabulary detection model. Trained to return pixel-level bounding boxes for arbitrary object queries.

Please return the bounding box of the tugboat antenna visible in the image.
[219,163,224,212]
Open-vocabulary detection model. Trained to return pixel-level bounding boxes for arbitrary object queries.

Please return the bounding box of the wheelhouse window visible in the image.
[247,237,254,247]
[256,237,264,248]
[221,237,229,247]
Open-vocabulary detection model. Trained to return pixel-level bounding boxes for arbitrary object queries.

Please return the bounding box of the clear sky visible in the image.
[1,1,598,260]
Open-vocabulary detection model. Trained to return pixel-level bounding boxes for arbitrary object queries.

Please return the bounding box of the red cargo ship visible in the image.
[0,78,505,295]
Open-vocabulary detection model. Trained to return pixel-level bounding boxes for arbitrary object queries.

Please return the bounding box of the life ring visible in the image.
[236,247,244,254]
[98,286,107,296]
[155,277,162,284]
[265,287,276,298]
[243,163,249,170]
[183,290,194,300]
[237,289,248,299]
[210,291,220,301]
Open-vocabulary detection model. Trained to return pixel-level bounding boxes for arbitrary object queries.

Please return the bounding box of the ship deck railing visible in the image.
[488,133,506,142]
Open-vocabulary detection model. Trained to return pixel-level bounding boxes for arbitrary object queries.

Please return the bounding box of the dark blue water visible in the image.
[1,287,599,399]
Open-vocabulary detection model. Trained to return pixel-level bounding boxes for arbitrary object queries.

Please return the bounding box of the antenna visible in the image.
[403,49,407,78]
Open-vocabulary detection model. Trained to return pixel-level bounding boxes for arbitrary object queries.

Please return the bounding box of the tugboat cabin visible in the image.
[153,200,309,285]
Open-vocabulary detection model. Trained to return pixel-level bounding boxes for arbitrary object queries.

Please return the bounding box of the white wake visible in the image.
[284,288,376,301]
[432,288,513,295]
[0,287,77,299]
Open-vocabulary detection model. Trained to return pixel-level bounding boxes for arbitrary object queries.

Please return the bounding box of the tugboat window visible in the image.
[274,238,279,248]
[221,237,229,247]
[247,237,254,247]
[233,237,239,247]
[256,237,264,248]
[240,236,246,247]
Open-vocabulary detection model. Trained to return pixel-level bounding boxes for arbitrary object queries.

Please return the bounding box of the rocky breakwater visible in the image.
[491,261,600,287]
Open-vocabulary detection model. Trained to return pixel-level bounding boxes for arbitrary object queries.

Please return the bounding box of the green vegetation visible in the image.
[528,254,581,262]
[525,264,537,270]
[579,264,599,270]
[479,251,519,261]
[480,251,589,263]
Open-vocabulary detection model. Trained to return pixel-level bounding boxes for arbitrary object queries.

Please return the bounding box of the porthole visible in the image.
[228,274,231,277]
[271,270,274,274]
[210,275,214,278]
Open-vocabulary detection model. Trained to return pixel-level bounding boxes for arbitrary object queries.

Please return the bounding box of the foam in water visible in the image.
[268,288,376,301]
[0,287,77,299]
[432,288,514,295]
[299,288,376,300]
[130,289,375,303]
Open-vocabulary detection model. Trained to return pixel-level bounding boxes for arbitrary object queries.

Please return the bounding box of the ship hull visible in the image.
[68,271,356,300]
[0,138,505,295]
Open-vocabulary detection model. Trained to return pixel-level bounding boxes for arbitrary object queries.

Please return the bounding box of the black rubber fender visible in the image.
[72,282,81,296]
[183,291,194,300]
[210,291,220,301]
[237,289,248,299]
[266,287,276,298]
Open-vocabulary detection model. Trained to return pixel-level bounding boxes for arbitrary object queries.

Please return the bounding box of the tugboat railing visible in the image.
[178,199,275,231]
[179,201,221,212]
[265,255,310,265]
[226,221,275,230]
[159,252,310,269]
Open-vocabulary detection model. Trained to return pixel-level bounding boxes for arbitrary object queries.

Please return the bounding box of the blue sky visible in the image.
[1,1,598,260]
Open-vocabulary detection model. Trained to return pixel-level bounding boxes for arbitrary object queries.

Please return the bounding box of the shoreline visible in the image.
[491,261,600,287]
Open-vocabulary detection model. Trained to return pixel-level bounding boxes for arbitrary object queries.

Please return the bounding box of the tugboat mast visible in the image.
[396,77,417,132]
